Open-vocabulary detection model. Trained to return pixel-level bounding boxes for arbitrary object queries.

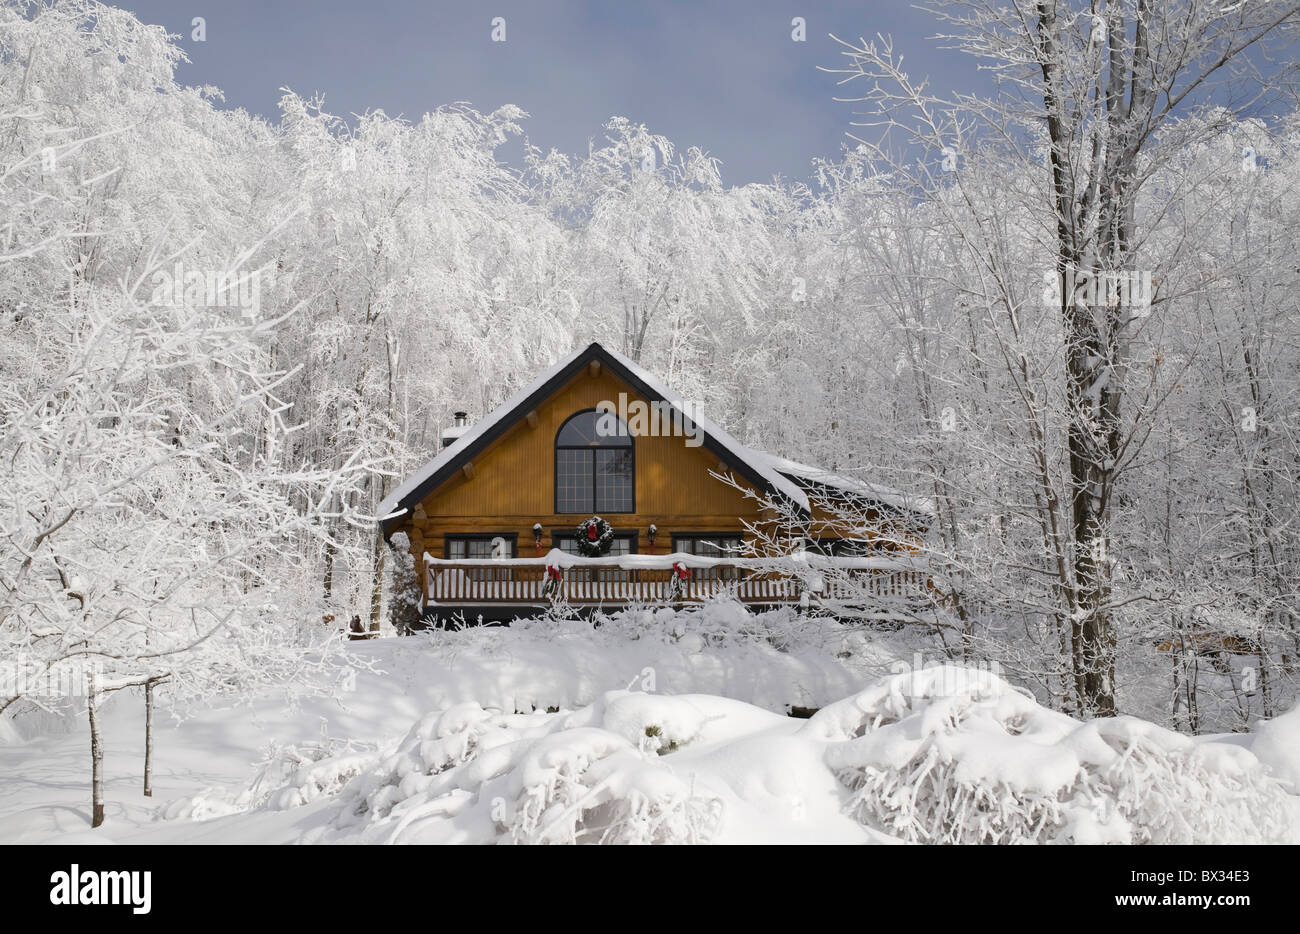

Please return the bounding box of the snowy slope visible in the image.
[1,608,1296,845]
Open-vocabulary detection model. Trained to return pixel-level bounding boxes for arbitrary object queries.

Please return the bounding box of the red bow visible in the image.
[672,562,691,580]
[587,524,598,540]
[546,565,562,581]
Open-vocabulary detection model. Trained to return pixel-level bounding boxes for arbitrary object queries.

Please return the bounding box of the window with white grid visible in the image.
[672,534,744,581]
[445,535,515,581]
[555,449,593,513]
[555,410,633,513]
[554,533,636,583]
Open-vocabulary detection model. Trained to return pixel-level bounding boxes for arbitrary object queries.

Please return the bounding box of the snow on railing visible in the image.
[422,548,927,571]
[421,548,931,606]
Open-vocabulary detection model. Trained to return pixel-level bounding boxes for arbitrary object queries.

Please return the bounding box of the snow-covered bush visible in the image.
[160,731,378,820]
[813,666,1292,844]
[156,661,1296,844]
[262,694,727,844]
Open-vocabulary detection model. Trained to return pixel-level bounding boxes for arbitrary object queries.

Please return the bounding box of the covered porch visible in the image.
[421,550,934,619]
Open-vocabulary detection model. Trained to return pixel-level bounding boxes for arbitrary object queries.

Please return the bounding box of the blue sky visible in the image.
[120,0,992,186]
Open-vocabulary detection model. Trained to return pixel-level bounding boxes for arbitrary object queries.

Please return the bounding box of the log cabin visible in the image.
[378,341,934,626]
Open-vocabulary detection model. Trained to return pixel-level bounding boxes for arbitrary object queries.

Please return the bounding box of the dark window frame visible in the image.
[442,533,520,583]
[671,532,746,558]
[551,529,639,556]
[551,529,639,583]
[554,409,636,515]
[443,532,520,561]
[804,537,877,557]
[672,532,745,581]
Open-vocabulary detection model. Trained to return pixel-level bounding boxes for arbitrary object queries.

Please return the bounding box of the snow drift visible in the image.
[167,664,1295,844]
[812,666,1292,844]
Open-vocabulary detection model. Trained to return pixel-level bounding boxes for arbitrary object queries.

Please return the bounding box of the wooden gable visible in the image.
[420,366,761,520]
[389,362,775,561]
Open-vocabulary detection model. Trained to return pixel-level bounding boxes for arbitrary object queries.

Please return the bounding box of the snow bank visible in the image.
[210,693,745,844]
[814,667,1292,844]
[354,694,748,844]
[382,601,882,715]
[168,664,1293,844]
[1245,702,1300,791]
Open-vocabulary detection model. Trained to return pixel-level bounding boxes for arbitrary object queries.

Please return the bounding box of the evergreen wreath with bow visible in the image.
[575,516,615,557]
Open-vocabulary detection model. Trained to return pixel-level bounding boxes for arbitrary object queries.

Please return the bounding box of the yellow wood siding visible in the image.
[391,367,773,560]
[386,364,922,569]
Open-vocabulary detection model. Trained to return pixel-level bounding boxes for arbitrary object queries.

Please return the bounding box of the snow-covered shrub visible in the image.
[502,727,722,844]
[179,692,728,844]
[159,731,378,820]
[248,737,378,811]
[813,666,1291,844]
[153,656,1296,844]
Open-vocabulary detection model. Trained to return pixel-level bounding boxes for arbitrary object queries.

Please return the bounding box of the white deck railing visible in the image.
[422,550,931,607]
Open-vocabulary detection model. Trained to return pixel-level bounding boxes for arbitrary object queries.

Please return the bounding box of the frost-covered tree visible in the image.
[825,0,1300,716]
[0,0,374,825]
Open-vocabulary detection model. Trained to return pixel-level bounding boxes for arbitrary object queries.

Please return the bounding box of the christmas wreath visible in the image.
[575,516,615,557]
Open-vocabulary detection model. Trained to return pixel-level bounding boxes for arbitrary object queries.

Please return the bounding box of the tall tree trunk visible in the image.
[1037,0,1123,717]
[367,323,403,635]
[322,527,336,601]
[143,677,158,797]
[368,529,385,634]
[87,673,104,828]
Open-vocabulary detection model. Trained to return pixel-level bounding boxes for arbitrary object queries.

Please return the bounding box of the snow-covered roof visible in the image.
[747,450,937,517]
[378,344,592,520]
[596,343,811,513]
[379,342,928,527]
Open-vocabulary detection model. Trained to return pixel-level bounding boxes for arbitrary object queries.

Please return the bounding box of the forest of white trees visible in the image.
[4,0,1300,804]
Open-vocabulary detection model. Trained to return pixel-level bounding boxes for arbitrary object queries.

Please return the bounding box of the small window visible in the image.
[445,534,516,580]
[553,531,637,583]
[553,533,637,558]
[446,535,516,560]
[672,533,744,581]
[673,534,744,558]
[805,537,876,557]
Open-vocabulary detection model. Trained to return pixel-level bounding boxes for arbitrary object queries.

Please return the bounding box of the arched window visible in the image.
[555,409,634,513]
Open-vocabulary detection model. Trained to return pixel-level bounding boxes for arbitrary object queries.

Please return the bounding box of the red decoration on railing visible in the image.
[542,564,563,600]
[669,561,691,601]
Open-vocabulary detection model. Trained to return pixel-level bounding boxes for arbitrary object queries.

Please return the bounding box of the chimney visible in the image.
[441,410,471,448]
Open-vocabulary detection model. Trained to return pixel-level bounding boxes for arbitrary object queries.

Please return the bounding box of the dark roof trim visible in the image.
[381,342,809,534]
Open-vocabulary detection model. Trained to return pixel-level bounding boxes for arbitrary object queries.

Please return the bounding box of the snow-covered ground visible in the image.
[2,606,1297,845]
